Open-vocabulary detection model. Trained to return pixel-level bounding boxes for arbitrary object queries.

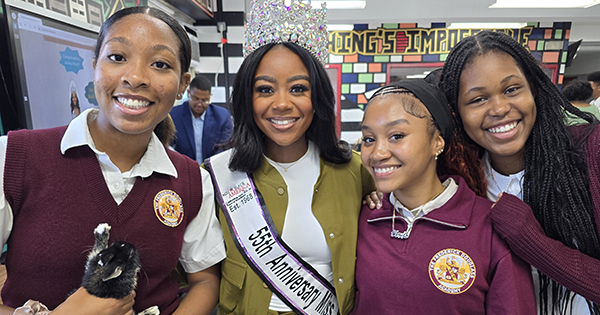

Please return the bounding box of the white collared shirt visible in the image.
[0,108,225,273]
[191,107,206,164]
[61,109,179,204]
[481,151,590,315]
[483,151,524,202]
[592,97,600,112]
[390,177,458,224]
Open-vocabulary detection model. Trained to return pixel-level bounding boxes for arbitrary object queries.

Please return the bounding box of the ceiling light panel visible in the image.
[490,0,600,8]
[311,0,366,9]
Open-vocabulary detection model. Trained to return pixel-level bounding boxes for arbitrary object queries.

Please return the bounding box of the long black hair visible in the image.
[227,42,351,173]
[439,30,600,314]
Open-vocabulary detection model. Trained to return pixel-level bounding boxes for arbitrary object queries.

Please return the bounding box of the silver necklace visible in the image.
[391,191,442,239]
[270,157,302,172]
[391,197,412,239]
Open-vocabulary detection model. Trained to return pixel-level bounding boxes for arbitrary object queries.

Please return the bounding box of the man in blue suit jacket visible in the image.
[170,76,233,164]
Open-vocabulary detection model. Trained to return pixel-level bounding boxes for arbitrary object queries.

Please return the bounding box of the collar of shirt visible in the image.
[390,177,458,224]
[189,105,207,121]
[483,151,523,202]
[60,108,178,179]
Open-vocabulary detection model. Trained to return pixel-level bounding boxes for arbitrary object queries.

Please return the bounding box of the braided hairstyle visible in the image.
[439,30,600,315]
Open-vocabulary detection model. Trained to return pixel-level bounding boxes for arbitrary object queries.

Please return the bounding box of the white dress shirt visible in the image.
[390,177,458,223]
[0,108,225,273]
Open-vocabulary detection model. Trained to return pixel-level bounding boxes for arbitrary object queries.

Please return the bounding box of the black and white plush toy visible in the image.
[82,223,160,315]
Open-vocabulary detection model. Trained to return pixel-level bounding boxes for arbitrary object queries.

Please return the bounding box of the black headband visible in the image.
[370,80,454,142]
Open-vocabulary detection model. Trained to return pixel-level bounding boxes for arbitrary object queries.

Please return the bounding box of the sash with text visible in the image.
[207,150,339,315]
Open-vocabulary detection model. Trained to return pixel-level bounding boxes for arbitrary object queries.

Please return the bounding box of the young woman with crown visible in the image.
[204,0,375,314]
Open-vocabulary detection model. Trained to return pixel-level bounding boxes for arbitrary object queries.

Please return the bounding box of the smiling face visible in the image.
[188,87,210,118]
[361,94,444,199]
[457,52,536,174]
[252,45,313,160]
[92,13,190,138]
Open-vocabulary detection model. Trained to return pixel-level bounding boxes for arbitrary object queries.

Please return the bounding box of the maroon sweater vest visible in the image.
[2,127,202,314]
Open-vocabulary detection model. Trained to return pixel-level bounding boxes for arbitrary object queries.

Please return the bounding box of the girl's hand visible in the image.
[363,191,383,209]
[491,192,504,208]
[51,288,135,315]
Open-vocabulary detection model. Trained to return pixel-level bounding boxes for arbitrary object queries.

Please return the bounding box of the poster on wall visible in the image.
[326,23,572,144]
[8,7,98,129]
[7,0,145,28]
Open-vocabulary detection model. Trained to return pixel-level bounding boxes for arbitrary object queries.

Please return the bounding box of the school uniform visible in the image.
[0,109,225,313]
[352,176,535,315]
[487,124,600,313]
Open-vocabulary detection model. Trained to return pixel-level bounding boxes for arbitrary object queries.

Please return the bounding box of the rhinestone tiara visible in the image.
[244,0,329,64]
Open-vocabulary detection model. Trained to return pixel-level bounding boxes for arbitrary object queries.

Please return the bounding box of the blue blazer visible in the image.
[170,102,233,162]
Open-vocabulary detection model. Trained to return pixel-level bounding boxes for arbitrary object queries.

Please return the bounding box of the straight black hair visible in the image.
[440,30,600,315]
[227,42,351,173]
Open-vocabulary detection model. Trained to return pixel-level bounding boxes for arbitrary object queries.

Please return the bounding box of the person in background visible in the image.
[205,1,375,314]
[0,6,224,315]
[562,80,600,125]
[587,71,600,110]
[170,75,233,164]
[439,30,600,314]
[352,80,534,314]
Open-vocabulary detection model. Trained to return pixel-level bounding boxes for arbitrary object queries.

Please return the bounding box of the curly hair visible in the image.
[439,30,600,315]
[226,42,352,173]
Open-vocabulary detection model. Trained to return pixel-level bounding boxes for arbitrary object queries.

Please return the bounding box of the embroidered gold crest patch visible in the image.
[428,248,476,294]
[154,190,184,227]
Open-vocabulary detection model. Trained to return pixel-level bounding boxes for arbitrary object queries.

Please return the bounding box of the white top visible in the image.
[264,141,331,311]
[483,152,524,201]
[483,153,590,315]
[592,97,600,112]
[0,108,225,273]
[191,107,206,164]
[390,177,458,223]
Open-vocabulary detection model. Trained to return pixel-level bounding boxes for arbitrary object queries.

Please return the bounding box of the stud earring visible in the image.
[435,148,444,160]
